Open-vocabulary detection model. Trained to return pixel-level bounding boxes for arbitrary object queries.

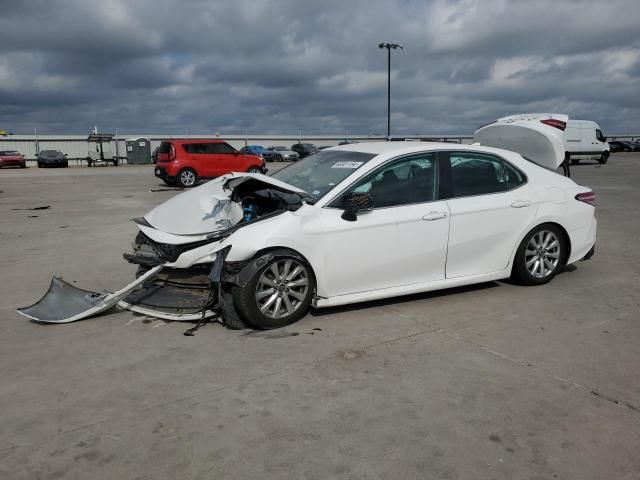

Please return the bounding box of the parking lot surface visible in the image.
[1,155,639,479]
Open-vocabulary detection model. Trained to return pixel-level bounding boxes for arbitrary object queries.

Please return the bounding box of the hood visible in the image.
[143,172,307,236]
[474,113,568,169]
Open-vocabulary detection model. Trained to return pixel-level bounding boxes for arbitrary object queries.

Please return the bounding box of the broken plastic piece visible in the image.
[17,265,163,323]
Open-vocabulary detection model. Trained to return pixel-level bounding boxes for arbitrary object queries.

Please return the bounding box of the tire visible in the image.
[247,166,261,174]
[599,151,609,164]
[176,168,198,188]
[113,159,119,166]
[63,162,69,168]
[220,288,247,330]
[230,250,316,329]
[37,161,43,168]
[571,159,579,165]
[511,224,566,286]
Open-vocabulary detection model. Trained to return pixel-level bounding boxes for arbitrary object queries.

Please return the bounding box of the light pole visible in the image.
[378,42,403,140]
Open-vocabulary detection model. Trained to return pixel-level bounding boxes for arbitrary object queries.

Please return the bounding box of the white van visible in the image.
[564,120,610,165]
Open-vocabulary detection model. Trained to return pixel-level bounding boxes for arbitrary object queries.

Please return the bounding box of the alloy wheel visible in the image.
[248,167,260,173]
[525,230,561,278]
[255,259,309,319]
[180,170,196,187]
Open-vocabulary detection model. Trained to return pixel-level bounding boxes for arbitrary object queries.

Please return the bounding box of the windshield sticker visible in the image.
[331,161,363,169]
[312,190,321,196]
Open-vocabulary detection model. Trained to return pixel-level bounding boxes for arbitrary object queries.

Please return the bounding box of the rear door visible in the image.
[441,151,536,278]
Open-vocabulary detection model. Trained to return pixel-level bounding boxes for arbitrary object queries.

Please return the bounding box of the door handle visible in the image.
[511,200,531,208]
[422,211,448,221]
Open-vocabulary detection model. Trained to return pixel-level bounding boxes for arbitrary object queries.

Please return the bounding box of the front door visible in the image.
[320,153,450,298]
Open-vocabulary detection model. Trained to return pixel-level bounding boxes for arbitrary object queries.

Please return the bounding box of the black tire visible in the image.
[511,224,566,286]
[599,151,609,164]
[63,162,69,168]
[176,168,198,188]
[247,166,261,173]
[571,159,579,165]
[113,159,119,166]
[37,161,43,168]
[230,249,316,329]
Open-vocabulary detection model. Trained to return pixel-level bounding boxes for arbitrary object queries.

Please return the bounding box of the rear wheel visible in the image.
[176,168,198,188]
[599,151,609,164]
[230,250,315,329]
[511,224,566,285]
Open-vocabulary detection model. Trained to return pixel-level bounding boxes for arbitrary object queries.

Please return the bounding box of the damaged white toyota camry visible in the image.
[19,115,597,329]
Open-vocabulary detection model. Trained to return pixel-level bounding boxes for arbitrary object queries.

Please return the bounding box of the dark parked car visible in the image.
[37,150,68,168]
[291,143,320,158]
[0,150,26,168]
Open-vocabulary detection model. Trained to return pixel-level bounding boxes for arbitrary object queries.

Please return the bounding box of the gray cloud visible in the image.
[0,0,639,135]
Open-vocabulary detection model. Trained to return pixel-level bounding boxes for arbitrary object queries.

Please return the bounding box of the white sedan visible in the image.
[19,119,597,329]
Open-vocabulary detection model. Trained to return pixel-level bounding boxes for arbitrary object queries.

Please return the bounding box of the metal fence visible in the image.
[1,132,638,165]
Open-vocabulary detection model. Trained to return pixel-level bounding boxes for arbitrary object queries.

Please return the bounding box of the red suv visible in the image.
[154,139,266,187]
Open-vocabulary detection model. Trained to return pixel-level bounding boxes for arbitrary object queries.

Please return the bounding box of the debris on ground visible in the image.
[11,205,51,211]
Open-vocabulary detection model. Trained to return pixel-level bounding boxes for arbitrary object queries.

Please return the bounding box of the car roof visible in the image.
[329,141,507,156]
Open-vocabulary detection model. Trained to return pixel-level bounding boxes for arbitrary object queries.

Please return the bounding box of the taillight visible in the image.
[169,144,176,161]
[575,191,595,206]
[541,119,567,131]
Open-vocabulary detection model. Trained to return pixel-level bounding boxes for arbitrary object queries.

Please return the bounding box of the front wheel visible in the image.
[176,168,198,188]
[599,151,609,164]
[511,224,566,285]
[230,251,316,329]
[247,166,261,174]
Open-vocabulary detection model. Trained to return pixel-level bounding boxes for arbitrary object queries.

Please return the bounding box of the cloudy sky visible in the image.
[1,0,639,135]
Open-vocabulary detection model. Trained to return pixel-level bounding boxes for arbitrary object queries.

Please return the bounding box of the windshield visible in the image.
[271,150,375,203]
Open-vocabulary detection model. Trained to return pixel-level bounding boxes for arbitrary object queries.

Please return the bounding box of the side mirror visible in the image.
[341,192,374,221]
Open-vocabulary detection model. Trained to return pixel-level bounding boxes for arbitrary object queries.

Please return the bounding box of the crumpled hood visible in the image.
[144,172,306,236]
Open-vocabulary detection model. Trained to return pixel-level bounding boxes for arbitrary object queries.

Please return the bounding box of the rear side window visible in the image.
[183,143,207,154]
[448,152,525,198]
[158,142,172,154]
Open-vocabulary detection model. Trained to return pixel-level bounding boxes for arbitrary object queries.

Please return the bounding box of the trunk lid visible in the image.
[474,113,568,169]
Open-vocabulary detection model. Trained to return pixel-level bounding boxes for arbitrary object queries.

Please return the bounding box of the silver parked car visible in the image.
[264,146,299,162]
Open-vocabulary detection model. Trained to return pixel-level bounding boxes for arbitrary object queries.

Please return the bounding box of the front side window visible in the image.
[335,154,437,209]
[449,153,505,197]
[596,129,604,142]
[207,142,236,154]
